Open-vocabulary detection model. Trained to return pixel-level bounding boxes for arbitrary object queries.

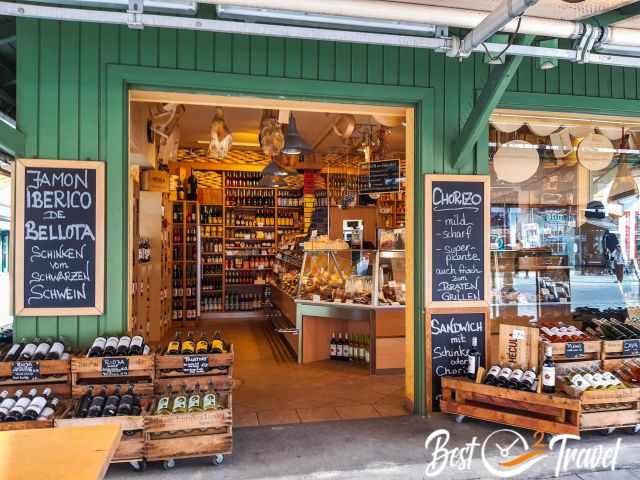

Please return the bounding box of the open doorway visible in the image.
[127,90,414,425]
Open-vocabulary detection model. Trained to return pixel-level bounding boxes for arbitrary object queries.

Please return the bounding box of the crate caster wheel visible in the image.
[162,459,176,470]
[455,415,465,424]
[212,454,224,465]
[600,427,616,436]
[634,425,640,434]
[129,460,147,472]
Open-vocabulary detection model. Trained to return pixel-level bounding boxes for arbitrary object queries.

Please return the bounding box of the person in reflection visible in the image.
[613,244,625,284]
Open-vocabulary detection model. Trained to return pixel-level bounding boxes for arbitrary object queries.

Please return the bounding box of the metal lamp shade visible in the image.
[608,162,639,203]
[262,161,289,177]
[282,113,312,155]
[259,174,287,188]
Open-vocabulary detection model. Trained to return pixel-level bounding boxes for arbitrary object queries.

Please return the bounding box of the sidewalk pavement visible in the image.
[106,413,640,480]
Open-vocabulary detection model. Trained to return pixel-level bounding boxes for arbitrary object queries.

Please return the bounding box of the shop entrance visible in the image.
[127,90,414,425]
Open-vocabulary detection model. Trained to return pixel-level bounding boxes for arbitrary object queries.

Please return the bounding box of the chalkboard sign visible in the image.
[11,361,40,381]
[183,355,209,374]
[359,160,400,194]
[15,159,105,315]
[565,342,585,359]
[623,339,640,356]
[426,175,489,306]
[429,311,486,411]
[102,358,129,377]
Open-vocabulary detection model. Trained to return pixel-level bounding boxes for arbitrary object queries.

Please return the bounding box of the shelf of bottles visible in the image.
[377,191,406,229]
[200,203,224,314]
[171,201,199,322]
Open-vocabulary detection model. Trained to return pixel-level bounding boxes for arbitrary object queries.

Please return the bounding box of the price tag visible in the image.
[11,361,40,381]
[511,329,525,340]
[183,355,209,374]
[312,294,321,302]
[623,339,640,356]
[101,358,129,377]
[565,342,585,359]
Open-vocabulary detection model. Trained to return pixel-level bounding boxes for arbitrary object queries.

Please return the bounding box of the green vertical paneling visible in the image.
[366,45,383,84]
[139,28,158,68]
[624,69,636,99]
[232,34,250,74]
[214,33,232,73]
[559,62,572,95]
[459,57,475,175]
[119,26,139,66]
[429,51,444,173]
[612,67,624,98]
[599,66,612,97]
[572,64,586,97]
[79,24,99,161]
[284,39,301,79]
[383,46,399,86]
[250,36,268,76]
[196,31,214,72]
[474,54,487,90]
[334,43,351,83]
[318,42,335,82]
[158,29,177,69]
[177,30,196,70]
[301,40,318,80]
[351,44,367,83]
[398,48,414,87]
[585,64,599,97]
[414,49,428,88]
[545,65,559,94]
[517,58,532,93]
[443,56,459,174]
[99,24,119,166]
[267,37,285,77]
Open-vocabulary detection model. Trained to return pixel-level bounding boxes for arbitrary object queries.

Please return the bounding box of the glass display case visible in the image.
[296,249,376,305]
[274,250,303,297]
[376,250,406,307]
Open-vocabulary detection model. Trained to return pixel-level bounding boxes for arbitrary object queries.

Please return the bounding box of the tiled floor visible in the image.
[192,315,408,427]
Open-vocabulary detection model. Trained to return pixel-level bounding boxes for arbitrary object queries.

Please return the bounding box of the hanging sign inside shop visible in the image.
[183,355,209,374]
[428,311,486,412]
[11,361,40,381]
[14,159,105,315]
[359,159,400,194]
[425,175,490,307]
[564,342,585,359]
[102,358,129,377]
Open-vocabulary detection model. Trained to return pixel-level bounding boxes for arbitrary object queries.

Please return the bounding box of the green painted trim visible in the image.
[0,119,24,156]
[498,91,640,117]
[590,3,640,28]
[105,64,434,416]
[452,35,535,169]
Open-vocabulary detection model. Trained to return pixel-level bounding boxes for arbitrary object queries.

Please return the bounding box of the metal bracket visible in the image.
[127,0,143,30]
[445,35,461,57]
[575,24,600,63]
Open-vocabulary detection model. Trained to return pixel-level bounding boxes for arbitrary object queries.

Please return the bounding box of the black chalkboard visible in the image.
[359,160,400,194]
[11,361,40,381]
[16,160,104,315]
[565,342,585,359]
[183,355,209,374]
[102,358,129,377]
[430,312,485,411]
[430,179,486,303]
[623,339,640,356]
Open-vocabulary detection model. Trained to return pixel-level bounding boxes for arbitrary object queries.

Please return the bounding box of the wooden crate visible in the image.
[0,399,69,432]
[71,354,155,397]
[0,358,71,397]
[55,398,152,462]
[602,340,640,360]
[541,340,602,362]
[154,345,234,393]
[440,377,581,436]
[144,392,233,462]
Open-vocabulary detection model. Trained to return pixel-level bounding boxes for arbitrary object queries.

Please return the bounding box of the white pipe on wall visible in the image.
[209,0,584,39]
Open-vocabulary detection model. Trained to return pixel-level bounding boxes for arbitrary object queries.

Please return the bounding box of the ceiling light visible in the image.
[259,174,287,188]
[608,161,639,203]
[23,0,197,14]
[282,113,311,156]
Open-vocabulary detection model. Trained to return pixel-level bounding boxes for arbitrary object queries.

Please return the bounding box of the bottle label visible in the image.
[196,341,209,352]
[5,344,20,357]
[337,344,343,357]
[498,367,513,380]
[49,342,65,357]
[510,369,524,382]
[330,344,337,356]
[0,398,16,413]
[487,365,501,377]
[203,393,217,410]
[91,338,107,349]
[156,396,170,412]
[130,336,144,347]
[188,394,200,410]
[105,337,119,349]
[522,370,537,383]
[211,340,224,352]
[13,396,31,413]
[365,350,370,363]
[167,341,180,353]
[27,397,47,415]
[20,344,37,358]
[173,395,187,411]
[117,336,131,349]
[542,366,556,387]
[359,347,365,360]
[182,340,195,352]
[467,356,477,375]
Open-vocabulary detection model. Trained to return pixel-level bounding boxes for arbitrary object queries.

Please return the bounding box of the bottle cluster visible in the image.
[200,206,223,225]
[583,318,640,340]
[201,293,223,312]
[226,211,275,227]
[3,337,69,362]
[609,358,640,384]
[225,171,262,188]
[539,322,591,342]
[74,384,141,418]
[202,239,223,254]
[225,271,272,285]
[202,225,224,238]
[166,331,227,355]
[278,190,303,207]
[329,332,371,364]
[227,229,275,240]
[202,254,223,265]
[0,388,60,422]
[226,189,274,207]
[87,335,149,357]
[560,367,626,392]
[225,256,273,270]
[483,365,538,391]
[225,292,263,311]
[155,382,224,416]
[202,264,223,276]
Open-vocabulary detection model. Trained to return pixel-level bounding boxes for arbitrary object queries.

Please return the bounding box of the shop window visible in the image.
[489,110,640,324]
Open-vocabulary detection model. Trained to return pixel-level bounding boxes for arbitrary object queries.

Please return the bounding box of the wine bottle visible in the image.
[128,335,144,356]
[116,336,132,356]
[3,339,25,362]
[196,332,209,355]
[181,332,195,355]
[45,336,66,360]
[32,338,53,361]
[18,338,39,361]
[102,336,119,357]
[330,332,337,360]
[336,333,344,359]
[155,386,173,415]
[507,369,524,389]
[0,390,22,421]
[344,333,352,362]
[22,388,52,420]
[102,385,121,417]
[75,385,94,418]
[87,386,108,417]
[209,331,225,354]
[37,397,60,420]
[188,383,202,413]
[116,385,135,416]
[519,368,537,391]
[167,332,181,355]
[202,381,218,411]
[5,388,37,421]
[171,385,188,414]
[466,337,481,380]
[88,337,107,357]
[542,345,556,394]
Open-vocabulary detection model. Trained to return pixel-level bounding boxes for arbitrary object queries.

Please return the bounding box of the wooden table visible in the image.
[0,424,121,480]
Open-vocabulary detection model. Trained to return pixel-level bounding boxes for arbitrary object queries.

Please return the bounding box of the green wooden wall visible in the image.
[14,18,640,345]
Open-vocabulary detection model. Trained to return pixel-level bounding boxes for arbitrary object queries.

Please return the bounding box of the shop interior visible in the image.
[127,93,411,426]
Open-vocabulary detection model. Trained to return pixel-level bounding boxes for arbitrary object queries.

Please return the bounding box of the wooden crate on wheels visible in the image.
[0,400,68,432]
[144,391,233,470]
[541,339,602,363]
[55,398,153,471]
[154,345,234,393]
[0,358,71,398]
[601,339,640,360]
[440,377,581,436]
[71,354,155,397]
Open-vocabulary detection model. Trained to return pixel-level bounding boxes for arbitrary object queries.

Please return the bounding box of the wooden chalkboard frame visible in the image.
[358,159,401,194]
[14,158,105,316]
[424,174,490,308]
[425,306,490,414]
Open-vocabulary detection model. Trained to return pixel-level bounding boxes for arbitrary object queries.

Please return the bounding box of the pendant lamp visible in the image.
[259,174,287,188]
[608,161,639,203]
[282,113,311,155]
